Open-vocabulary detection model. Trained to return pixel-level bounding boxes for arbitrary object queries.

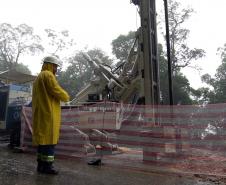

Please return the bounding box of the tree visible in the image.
[111,31,136,63]
[200,44,226,103]
[191,87,214,105]
[57,48,113,98]
[164,0,205,72]
[158,44,194,104]
[14,63,31,74]
[0,23,43,71]
[111,31,195,105]
[44,29,76,62]
[110,0,206,105]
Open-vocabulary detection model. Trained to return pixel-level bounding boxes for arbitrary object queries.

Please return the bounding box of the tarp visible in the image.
[0,69,36,84]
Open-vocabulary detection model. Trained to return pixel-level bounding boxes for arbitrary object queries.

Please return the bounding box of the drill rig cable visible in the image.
[164,0,174,105]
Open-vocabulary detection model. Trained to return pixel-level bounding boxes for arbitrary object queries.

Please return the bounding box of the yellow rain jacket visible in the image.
[32,63,70,145]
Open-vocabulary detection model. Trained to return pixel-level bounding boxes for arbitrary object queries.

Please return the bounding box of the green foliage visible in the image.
[159,0,206,104]
[163,0,205,71]
[191,87,214,105]
[111,31,136,63]
[112,31,195,105]
[200,45,226,103]
[14,63,31,74]
[57,48,113,98]
[110,0,206,105]
[160,73,193,105]
[158,44,193,105]
[0,23,44,71]
[0,62,31,74]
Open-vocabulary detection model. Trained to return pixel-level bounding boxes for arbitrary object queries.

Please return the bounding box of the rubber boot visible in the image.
[37,160,44,173]
[41,162,59,175]
[87,158,102,166]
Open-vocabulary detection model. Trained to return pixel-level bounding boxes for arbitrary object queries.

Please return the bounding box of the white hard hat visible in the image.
[42,56,60,66]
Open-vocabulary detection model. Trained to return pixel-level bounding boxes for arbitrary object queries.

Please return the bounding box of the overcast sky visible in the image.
[1,0,226,89]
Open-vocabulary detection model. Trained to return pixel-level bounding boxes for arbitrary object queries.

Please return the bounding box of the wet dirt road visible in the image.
[0,144,225,185]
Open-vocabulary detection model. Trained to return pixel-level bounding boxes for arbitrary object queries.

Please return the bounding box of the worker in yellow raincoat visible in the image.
[32,56,70,175]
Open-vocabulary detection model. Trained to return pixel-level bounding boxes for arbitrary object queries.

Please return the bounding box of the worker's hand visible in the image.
[65,101,71,106]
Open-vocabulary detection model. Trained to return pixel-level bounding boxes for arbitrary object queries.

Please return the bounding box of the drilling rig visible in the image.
[69,0,163,155]
[71,0,160,106]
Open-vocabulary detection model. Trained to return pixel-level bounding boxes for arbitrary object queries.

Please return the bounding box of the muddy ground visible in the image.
[1,142,226,185]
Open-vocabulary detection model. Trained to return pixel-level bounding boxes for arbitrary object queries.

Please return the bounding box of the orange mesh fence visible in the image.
[20,102,226,176]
